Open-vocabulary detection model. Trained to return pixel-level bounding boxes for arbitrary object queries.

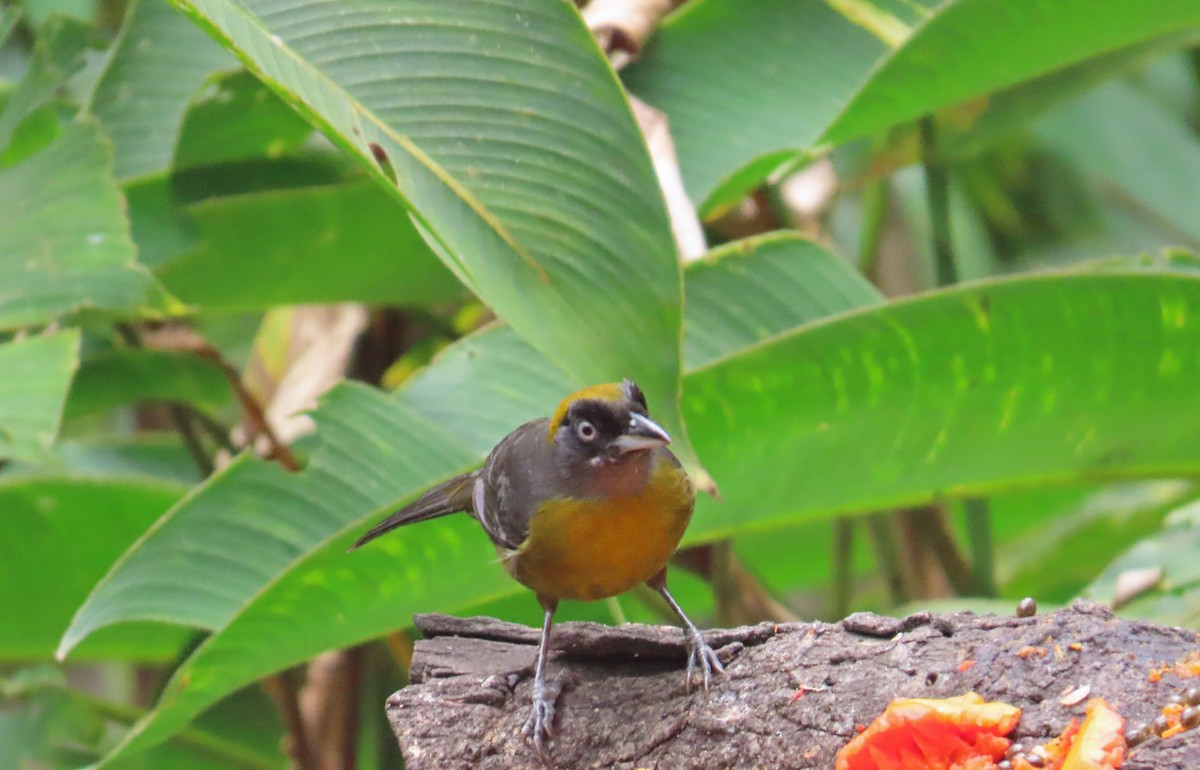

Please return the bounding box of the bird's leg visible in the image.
[648,567,725,692]
[521,598,558,754]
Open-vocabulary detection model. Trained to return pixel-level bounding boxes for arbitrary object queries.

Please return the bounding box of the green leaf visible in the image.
[1113,584,1200,630]
[624,0,1200,211]
[0,14,92,156]
[821,0,1200,147]
[624,0,891,212]
[0,680,106,770]
[0,670,284,770]
[891,166,1000,285]
[173,70,314,170]
[157,181,463,311]
[1034,78,1200,247]
[0,120,160,329]
[22,0,94,29]
[397,325,575,457]
[64,348,229,420]
[0,476,191,661]
[0,6,20,49]
[996,480,1196,603]
[168,0,692,464]
[1085,500,1200,629]
[683,232,882,369]
[57,383,484,651]
[87,0,234,182]
[5,435,205,486]
[684,265,1200,538]
[938,36,1200,161]
[0,330,80,462]
[60,244,1200,764]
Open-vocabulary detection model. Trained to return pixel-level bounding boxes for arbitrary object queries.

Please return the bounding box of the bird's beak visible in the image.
[613,412,671,454]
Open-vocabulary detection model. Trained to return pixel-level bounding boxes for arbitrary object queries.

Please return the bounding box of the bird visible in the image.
[351,379,722,751]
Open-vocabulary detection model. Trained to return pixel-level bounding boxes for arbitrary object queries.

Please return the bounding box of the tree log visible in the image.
[386,601,1199,769]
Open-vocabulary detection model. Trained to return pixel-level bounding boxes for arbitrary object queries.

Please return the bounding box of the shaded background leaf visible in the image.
[64,347,229,420]
[86,0,233,182]
[157,181,462,311]
[0,330,80,462]
[0,476,191,661]
[0,121,159,329]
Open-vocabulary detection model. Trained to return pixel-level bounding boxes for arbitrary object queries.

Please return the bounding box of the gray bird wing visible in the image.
[473,418,559,551]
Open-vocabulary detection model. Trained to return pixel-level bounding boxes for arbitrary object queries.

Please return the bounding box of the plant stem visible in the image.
[865,513,908,605]
[114,324,215,476]
[831,519,854,618]
[185,404,239,454]
[910,507,975,596]
[858,178,888,277]
[605,597,628,625]
[262,671,317,770]
[919,117,956,287]
[964,498,998,596]
[200,350,301,472]
[168,403,214,477]
[920,115,997,597]
[709,539,739,627]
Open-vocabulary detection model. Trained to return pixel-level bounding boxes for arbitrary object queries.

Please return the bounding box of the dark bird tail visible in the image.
[349,472,477,551]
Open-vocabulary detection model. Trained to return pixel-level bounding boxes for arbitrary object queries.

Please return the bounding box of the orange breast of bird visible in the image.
[508,456,694,601]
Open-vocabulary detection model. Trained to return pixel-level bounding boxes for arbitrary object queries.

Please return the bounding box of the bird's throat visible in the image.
[581,450,653,499]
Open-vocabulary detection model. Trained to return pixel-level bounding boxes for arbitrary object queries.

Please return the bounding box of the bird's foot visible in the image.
[521,677,560,755]
[684,627,725,693]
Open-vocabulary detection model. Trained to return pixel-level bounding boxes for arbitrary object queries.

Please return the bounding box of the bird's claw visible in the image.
[521,683,556,755]
[684,627,725,692]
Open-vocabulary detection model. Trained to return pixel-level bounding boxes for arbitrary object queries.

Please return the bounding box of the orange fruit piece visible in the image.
[835,693,1020,770]
[1062,699,1125,770]
[1013,698,1126,770]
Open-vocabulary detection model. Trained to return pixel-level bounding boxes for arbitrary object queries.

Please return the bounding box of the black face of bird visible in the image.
[556,396,671,466]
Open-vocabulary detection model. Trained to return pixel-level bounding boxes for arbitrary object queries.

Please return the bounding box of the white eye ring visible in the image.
[575,420,596,441]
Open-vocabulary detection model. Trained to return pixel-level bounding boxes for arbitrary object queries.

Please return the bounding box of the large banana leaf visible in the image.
[686,261,1200,536]
[59,243,1200,764]
[623,0,1200,212]
[165,0,694,464]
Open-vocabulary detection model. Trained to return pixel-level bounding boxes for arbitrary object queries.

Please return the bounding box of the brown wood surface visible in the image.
[386,601,1200,769]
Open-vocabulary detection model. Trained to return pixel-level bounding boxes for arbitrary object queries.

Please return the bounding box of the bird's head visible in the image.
[547,379,671,468]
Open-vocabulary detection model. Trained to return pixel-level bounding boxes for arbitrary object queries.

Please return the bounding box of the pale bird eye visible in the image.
[576,420,596,441]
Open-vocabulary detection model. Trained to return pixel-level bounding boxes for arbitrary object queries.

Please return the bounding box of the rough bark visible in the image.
[386,601,1200,769]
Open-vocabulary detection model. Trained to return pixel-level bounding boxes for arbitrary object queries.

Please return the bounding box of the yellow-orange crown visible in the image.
[547,382,626,442]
